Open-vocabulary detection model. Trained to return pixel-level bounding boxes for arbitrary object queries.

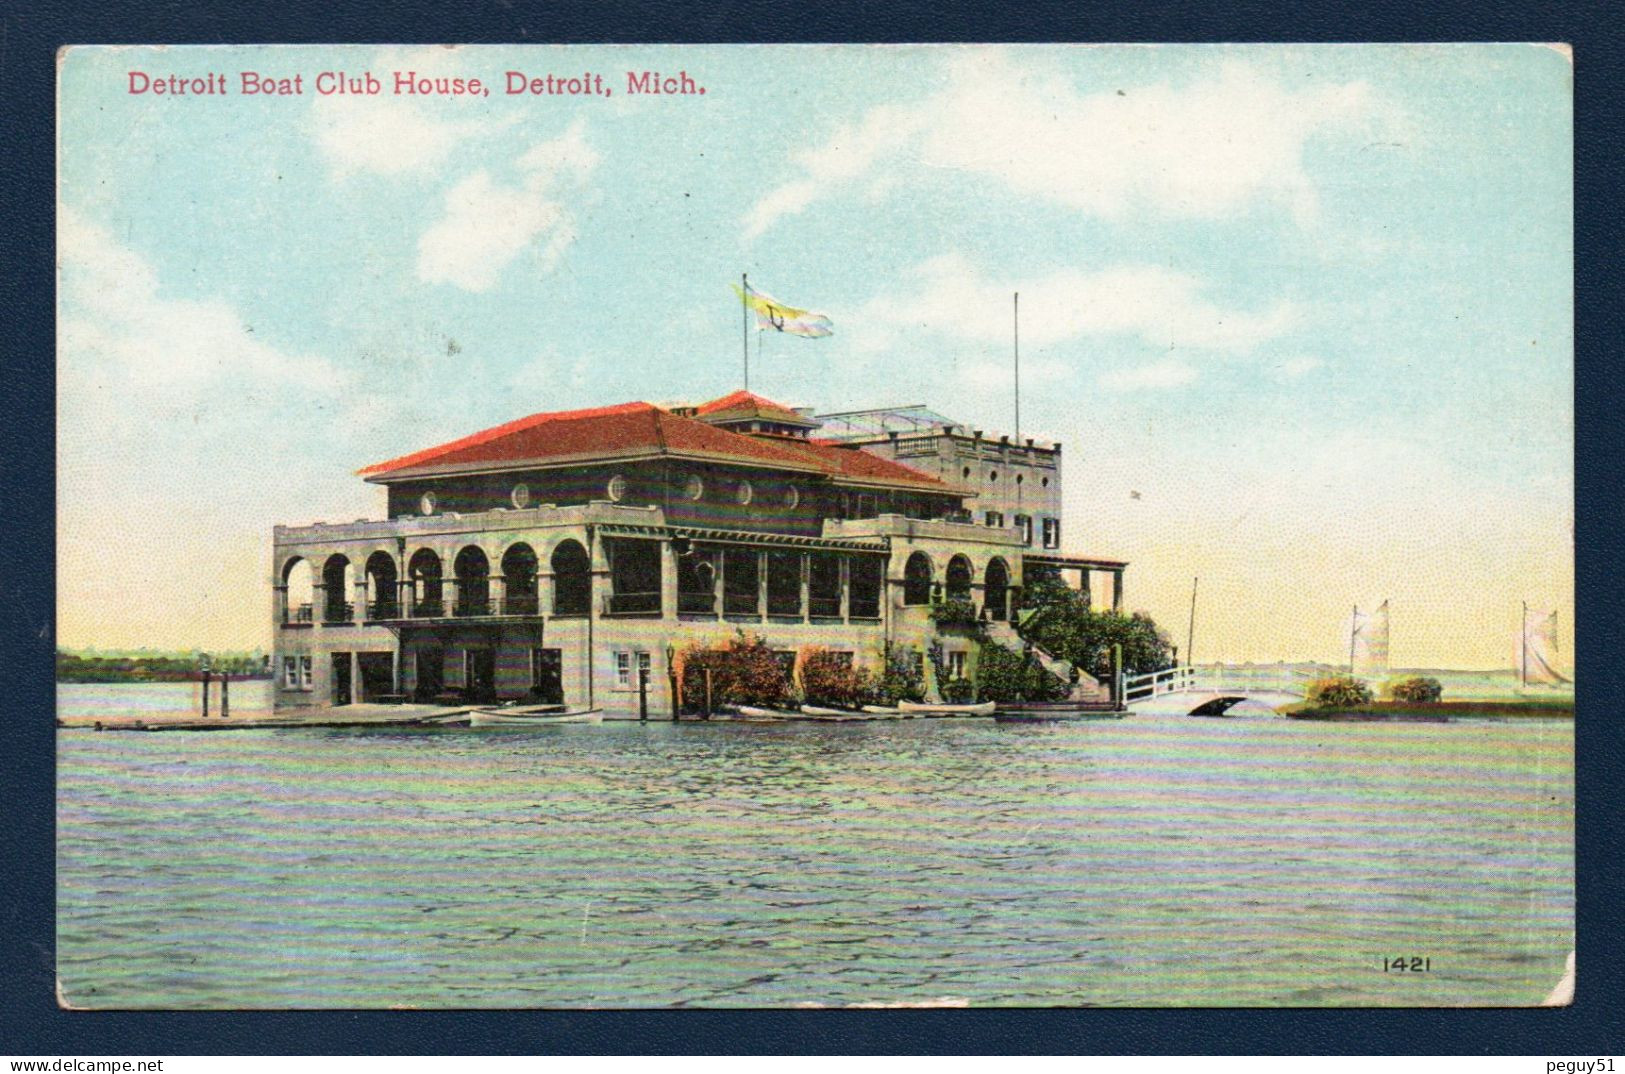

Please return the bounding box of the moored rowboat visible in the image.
[469,707,603,726]
[897,700,996,717]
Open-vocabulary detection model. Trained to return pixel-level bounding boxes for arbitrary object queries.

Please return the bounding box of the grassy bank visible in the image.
[1283,698,1573,720]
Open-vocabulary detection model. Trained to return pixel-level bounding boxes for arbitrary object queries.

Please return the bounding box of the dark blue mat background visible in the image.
[3,2,1618,1055]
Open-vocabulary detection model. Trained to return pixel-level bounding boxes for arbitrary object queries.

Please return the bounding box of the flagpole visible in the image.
[742,273,750,391]
[1520,600,1527,688]
[1186,577,1198,669]
[1349,604,1358,673]
[1013,292,1021,441]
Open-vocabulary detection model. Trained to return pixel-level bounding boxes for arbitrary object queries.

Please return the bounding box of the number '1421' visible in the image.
[1384,957,1431,972]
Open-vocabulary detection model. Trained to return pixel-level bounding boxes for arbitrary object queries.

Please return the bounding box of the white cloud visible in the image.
[416,119,600,292]
[1099,358,1198,391]
[309,47,513,179]
[1276,355,1325,378]
[746,52,1385,238]
[57,208,342,415]
[843,253,1295,355]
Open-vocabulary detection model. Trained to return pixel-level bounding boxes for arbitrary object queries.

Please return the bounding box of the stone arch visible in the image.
[903,551,933,606]
[408,548,444,616]
[501,542,539,615]
[364,550,398,618]
[984,556,1011,621]
[453,545,491,615]
[281,556,314,622]
[321,553,355,623]
[551,538,591,616]
[945,554,974,602]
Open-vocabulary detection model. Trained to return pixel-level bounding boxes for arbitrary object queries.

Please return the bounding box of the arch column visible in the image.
[660,540,678,622]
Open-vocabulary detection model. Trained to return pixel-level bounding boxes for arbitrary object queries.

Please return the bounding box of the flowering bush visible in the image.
[869,642,926,705]
[1384,676,1443,703]
[799,647,875,709]
[678,631,792,710]
[1306,675,1374,707]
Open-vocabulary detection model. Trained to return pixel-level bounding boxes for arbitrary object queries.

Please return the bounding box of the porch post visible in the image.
[800,552,811,623]
[839,555,850,623]
[756,549,767,619]
[537,570,553,617]
[1112,569,1123,613]
[660,539,679,622]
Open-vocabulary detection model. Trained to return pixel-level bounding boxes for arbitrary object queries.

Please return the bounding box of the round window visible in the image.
[989,471,999,482]
[419,491,437,515]
[736,480,753,506]
[510,483,531,509]
[962,466,971,479]
[783,485,799,509]
[607,475,627,502]
[1042,476,1050,487]
[684,474,705,501]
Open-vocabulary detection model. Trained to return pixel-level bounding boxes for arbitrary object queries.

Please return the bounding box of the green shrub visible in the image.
[975,639,1070,703]
[1306,675,1374,707]
[939,678,977,704]
[868,642,926,705]
[1384,676,1443,703]
[799,647,875,709]
[928,598,982,631]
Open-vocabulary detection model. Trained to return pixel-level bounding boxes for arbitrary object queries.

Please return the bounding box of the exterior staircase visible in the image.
[984,620,1107,703]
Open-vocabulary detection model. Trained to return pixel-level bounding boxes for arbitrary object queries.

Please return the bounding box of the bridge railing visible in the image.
[1123,665,1198,703]
[1124,665,1314,701]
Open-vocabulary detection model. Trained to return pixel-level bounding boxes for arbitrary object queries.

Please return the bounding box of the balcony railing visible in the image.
[849,596,882,619]
[323,602,354,624]
[411,598,445,618]
[809,595,842,618]
[282,603,314,625]
[367,600,401,620]
[454,597,492,618]
[723,591,760,616]
[766,592,802,617]
[603,591,661,616]
[678,591,716,615]
[505,593,539,616]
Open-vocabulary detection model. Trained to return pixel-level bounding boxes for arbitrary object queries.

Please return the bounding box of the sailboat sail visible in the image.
[1519,607,1570,685]
[1351,600,1390,677]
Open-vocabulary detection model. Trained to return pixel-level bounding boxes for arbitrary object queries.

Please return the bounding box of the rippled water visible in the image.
[57,686,1572,1008]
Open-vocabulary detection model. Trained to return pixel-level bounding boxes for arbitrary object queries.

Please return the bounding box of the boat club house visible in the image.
[271,391,1126,717]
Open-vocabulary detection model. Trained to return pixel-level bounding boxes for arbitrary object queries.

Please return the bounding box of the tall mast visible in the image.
[1520,600,1528,688]
[742,272,750,391]
[1013,291,1021,441]
[1349,604,1358,673]
[1186,577,1199,668]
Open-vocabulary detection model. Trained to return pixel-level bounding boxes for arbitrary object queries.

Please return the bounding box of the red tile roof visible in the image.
[358,400,948,492]
[694,389,817,426]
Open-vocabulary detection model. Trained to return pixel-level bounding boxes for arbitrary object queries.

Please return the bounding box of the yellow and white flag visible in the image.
[733,281,833,338]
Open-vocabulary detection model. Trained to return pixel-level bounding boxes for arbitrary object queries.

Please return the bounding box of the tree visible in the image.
[1016,583,1175,682]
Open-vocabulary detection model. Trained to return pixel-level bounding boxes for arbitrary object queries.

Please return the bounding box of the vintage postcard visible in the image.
[55,43,1573,1008]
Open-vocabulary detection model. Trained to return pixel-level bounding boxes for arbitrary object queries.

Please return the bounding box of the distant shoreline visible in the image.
[1284,699,1573,721]
[57,672,272,684]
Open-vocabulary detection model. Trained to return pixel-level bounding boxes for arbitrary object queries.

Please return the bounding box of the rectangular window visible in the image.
[283,656,298,688]
[985,511,1005,528]
[614,650,651,688]
[298,655,313,688]
[1015,514,1033,545]
[947,651,967,680]
[1042,517,1061,548]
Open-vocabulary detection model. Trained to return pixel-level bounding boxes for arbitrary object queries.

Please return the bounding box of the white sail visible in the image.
[1519,607,1570,685]
[1351,600,1390,677]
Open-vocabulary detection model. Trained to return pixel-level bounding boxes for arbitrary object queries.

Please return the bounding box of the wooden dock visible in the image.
[57,702,475,733]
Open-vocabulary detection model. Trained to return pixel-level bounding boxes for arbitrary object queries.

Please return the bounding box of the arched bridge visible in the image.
[1123,666,1310,715]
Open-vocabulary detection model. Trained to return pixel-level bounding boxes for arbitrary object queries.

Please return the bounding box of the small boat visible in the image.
[469,707,603,726]
[734,705,798,720]
[861,704,904,716]
[798,704,869,721]
[897,700,996,717]
[994,701,1125,723]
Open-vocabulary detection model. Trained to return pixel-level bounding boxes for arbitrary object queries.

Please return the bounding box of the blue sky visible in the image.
[57,44,1572,666]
